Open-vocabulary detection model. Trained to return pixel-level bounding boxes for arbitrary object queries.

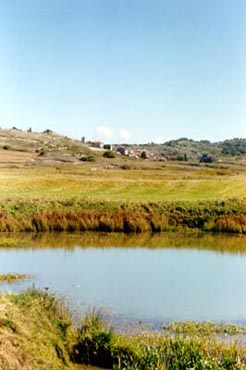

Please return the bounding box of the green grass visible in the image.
[0,162,246,233]
[0,166,246,202]
[72,309,246,370]
[1,290,246,369]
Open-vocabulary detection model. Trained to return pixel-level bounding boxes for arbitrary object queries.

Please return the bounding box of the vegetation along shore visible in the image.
[0,198,246,234]
[0,289,246,370]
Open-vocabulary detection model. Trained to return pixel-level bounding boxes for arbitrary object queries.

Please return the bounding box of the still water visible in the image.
[0,232,246,323]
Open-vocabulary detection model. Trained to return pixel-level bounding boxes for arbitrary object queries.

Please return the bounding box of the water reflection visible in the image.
[0,231,246,254]
[0,232,246,323]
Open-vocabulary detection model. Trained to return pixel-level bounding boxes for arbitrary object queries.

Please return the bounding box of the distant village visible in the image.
[2,127,245,163]
[83,137,167,162]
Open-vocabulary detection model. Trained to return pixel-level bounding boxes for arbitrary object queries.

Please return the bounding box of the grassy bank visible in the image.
[0,290,74,370]
[0,197,246,233]
[0,290,245,370]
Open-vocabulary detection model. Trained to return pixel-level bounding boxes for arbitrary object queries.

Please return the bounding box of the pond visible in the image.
[0,232,246,326]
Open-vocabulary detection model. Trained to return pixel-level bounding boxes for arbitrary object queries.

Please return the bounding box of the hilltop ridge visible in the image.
[0,127,246,165]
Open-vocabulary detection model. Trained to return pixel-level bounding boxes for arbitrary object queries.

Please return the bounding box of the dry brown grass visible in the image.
[0,292,72,370]
[0,296,29,370]
[0,291,105,370]
[0,149,35,165]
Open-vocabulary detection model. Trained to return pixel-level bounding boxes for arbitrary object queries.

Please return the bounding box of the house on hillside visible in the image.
[116,146,129,156]
[92,141,104,149]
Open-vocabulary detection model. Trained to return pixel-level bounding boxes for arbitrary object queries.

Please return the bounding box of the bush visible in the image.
[121,164,131,170]
[103,150,116,158]
[38,149,45,156]
[140,151,148,159]
[80,155,95,162]
[200,154,215,163]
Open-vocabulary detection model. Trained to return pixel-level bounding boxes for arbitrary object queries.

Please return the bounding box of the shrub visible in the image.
[80,155,95,162]
[200,154,215,163]
[38,149,45,156]
[103,150,116,158]
[140,151,148,159]
[121,164,131,170]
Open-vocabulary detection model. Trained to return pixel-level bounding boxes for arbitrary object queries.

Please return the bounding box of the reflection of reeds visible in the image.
[1,230,246,255]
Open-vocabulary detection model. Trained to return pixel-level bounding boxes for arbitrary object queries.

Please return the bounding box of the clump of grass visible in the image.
[204,215,246,233]
[0,273,31,283]
[0,212,18,232]
[72,309,113,367]
[0,318,18,332]
[80,307,105,333]
[72,308,141,368]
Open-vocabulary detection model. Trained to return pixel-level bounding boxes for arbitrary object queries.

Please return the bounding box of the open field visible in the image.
[0,158,246,233]
[0,163,246,202]
[0,129,246,233]
[0,128,246,203]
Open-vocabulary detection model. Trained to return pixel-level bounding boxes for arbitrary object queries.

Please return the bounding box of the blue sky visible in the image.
[0,0,245,143]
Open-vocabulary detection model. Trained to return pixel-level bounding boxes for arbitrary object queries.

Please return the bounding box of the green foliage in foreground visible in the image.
[73,310,246,370]
[1,290,246,369]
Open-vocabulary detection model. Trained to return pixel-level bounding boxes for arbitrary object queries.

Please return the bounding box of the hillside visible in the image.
[0,128,92,164]
[0,128,246,165]
[138,137,246,162]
